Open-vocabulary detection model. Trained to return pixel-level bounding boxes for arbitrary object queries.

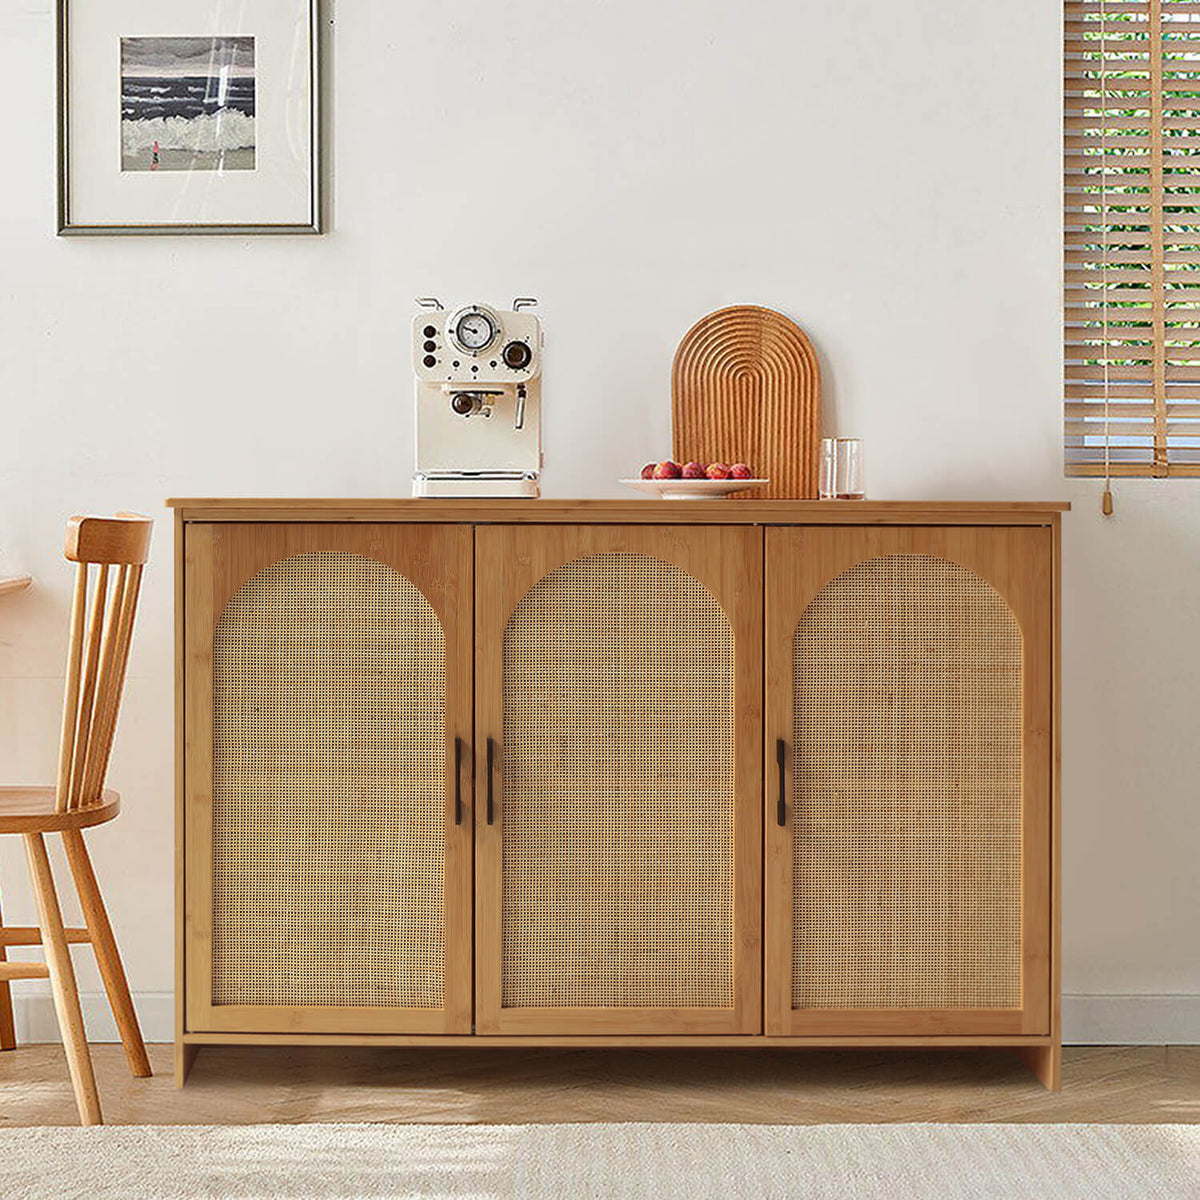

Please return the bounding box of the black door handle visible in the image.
[454,736,463,826]
[487,736,495,825]
[776,737,787,827]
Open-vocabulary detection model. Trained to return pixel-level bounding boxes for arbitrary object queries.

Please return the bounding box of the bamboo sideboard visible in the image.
[170,499,1067,1089]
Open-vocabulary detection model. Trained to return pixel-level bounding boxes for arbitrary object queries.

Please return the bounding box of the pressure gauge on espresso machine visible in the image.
[446,304,500,355]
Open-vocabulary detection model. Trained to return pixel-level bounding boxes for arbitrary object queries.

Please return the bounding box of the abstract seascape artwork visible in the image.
[120,37,256,173]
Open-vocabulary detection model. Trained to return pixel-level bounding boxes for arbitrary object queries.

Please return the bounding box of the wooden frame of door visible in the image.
[764,525,1052,1038]
[183,522,474,1035]
[474,524,763,1036]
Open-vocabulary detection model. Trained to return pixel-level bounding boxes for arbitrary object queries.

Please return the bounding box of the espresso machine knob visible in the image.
[502,340,532,370]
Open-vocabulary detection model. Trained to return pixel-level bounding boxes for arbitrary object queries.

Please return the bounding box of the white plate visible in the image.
[619,477,770,500]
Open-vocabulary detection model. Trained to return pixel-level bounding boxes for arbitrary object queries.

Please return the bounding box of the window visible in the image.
[1065,0,1200,476]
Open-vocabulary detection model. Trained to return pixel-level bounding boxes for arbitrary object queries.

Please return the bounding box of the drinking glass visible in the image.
[818,438,837,500]
[835,438,865,500]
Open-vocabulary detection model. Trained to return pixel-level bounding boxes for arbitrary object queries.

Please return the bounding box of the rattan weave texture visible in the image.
[212,552,447,1008]
[792,554,1023,1010]
[501,553,736,1009]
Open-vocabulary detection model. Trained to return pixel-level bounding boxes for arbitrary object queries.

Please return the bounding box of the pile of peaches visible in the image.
[641,460,755,480]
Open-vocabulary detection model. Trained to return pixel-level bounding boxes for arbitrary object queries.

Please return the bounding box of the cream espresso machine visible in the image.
[412,298,543,498]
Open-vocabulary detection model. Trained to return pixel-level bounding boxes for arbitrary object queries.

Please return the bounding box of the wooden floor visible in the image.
[0,1044,1197,1127]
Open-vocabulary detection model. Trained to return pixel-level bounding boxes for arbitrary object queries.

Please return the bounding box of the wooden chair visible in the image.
[0,515,153,1125]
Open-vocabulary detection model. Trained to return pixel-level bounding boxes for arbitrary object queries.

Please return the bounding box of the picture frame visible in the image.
[56,0,322,235]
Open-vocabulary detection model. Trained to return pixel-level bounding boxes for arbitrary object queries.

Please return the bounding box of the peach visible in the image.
[682,461,706,479]
[705,462,731,480]
[653,460,682,479]
[640,462,657,479]
[730,463,753,479]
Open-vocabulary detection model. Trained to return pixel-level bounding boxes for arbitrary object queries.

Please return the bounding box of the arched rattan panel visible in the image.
[501,553,735,1008]
[792,554,1023,1010]
[211,552,447,1008]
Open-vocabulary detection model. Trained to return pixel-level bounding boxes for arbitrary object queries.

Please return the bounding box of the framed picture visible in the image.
[56,0,321,235]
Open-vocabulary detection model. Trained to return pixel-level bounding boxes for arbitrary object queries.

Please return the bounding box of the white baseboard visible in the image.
[1062,993,1200,1045]
[13,992,174,1045]
[10,992,1200,1046]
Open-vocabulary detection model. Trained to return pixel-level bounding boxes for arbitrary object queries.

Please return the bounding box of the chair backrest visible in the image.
[55,514,153,812]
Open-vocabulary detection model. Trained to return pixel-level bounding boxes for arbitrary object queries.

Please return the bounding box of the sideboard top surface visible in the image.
[168,499,1070,526]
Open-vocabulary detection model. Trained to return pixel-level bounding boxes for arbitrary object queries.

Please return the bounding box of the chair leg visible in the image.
[0,886,15,1051]
[24,833,102,1126]
[62,830,151,1078]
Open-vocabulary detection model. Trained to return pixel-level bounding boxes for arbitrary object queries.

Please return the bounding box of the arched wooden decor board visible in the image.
[672,305,822,499]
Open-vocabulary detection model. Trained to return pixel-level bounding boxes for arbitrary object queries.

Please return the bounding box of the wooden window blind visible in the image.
[1066,0,1200,476]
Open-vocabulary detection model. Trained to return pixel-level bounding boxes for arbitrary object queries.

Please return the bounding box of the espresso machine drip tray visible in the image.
[413,471,540,499]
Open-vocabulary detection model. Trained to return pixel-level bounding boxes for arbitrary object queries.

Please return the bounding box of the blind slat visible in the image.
[1068,3,1200,14]
[1066,116,1200,129]
[1068,424,1200,436]
[1067,383,1200,398]
[1066,399,1200,412]
[1063,233,1200,244]
[1064,463,1200,478]
[1066,342,1200,360]
[1065,268,1200,282]
[1064,249,1200,262]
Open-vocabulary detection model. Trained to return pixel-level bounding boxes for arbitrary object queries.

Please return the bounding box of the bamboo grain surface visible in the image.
[671,306,822,499]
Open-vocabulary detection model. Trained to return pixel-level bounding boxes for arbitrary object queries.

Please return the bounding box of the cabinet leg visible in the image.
[175,1041,198,1089]
[1016,1044,1061,1091]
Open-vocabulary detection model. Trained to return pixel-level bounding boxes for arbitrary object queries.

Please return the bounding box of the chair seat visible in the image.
[0,788,120,833]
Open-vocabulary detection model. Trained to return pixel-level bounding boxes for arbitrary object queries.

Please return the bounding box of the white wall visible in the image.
[1,0,1196,1044]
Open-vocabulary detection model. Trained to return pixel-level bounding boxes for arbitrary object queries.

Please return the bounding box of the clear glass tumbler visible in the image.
[818,438,837,500]
[835,438,865,500]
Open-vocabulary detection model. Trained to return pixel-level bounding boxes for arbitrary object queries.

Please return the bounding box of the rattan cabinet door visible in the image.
[765,526,1052,1037]
[184,523,473,1035]
[475,525,762,1035]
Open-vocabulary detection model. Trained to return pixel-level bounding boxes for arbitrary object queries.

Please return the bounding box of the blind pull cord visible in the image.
[1101,0,1115,516]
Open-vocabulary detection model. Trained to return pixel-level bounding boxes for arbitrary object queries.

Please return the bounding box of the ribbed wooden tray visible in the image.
[671,306,822,499]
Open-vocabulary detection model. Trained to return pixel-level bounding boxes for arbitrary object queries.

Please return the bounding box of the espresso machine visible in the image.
[412,298,543,498]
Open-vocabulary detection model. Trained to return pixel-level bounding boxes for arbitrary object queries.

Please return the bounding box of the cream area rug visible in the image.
[3,1123,1197,1200]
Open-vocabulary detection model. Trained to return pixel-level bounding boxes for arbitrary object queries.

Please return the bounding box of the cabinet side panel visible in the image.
[175,509,186,1065]
[1052,515,1062,1061]
[183,523,216,1032]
